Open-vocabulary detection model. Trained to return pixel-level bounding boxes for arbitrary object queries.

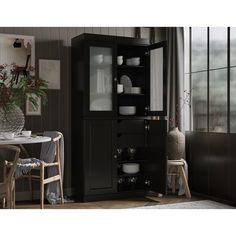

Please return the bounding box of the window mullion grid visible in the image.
[228,27,230,134]
[189,27,192,131]
[207,27,209,132]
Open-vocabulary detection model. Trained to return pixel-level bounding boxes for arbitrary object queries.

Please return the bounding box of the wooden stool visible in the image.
[167,160,191,198]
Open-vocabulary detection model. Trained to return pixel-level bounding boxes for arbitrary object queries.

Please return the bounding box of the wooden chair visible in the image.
[0,145,20,209]
[167,160,191,198]
[17,132,64,209]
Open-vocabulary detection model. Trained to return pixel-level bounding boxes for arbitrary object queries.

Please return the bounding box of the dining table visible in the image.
[0,135,51,145]
[0,134,51,160]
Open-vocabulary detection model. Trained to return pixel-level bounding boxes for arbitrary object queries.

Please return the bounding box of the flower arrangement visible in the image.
[0,64,48,113]
[169,89,192,129]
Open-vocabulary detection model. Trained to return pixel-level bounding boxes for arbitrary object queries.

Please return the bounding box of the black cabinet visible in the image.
[72,34,167,201]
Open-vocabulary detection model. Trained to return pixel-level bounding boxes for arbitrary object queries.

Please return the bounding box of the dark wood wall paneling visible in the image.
[186,132,236,205]
[0,27,136,195]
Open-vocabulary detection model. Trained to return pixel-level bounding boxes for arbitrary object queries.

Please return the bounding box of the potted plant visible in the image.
[0,64,48,134]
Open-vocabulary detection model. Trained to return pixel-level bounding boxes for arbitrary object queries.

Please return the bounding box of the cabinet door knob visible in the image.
[114,155,117,159]
[145,124,150,131]
[114,77,117,82]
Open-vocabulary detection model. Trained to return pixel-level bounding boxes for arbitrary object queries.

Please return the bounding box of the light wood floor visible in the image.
[15,193,203,209]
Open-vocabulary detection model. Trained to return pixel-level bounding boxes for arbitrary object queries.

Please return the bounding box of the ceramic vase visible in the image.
[167,127,185,160]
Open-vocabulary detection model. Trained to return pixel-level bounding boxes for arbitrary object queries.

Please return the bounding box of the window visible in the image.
[184,27,236,133]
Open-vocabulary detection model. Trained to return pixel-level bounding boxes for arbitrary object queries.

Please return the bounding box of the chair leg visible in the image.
[40,164,45,209]
[12,180,15,209]
[59,178,64,204]
[57,162,64,204]
[168,166,176,194]
[179,166,191,198]
[3,197,6,209]
[171,174,176,194]
[6,186,11,209]
[29,175,33,201]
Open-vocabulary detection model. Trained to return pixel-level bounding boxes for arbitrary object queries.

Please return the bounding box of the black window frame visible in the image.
[185,27,235,133]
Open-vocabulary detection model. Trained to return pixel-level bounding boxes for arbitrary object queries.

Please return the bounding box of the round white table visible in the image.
[0,136,51,145]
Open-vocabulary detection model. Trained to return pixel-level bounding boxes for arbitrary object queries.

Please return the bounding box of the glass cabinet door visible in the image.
[148,41,167,116]
[89,46,113,112]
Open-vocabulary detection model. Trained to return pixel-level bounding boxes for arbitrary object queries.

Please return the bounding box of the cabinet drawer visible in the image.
[117,120,145,134]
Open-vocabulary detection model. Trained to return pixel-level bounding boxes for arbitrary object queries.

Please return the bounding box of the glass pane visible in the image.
[209,27,227,69]
[89,47,112,111]
[230,67,236,132]
[150,47,163,112]
[184,74,191,131]
[184,27,190,73]
[230,27,236,67]
[192,72,207,132]
[192,27,207,72]
[209,69,227,132]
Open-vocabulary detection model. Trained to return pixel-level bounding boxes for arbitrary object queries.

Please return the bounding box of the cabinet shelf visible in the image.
[118,159,148,164]
[90,63,112,68]
[118,65,145,69]
[118,172,147,178]
[117,132,144,136]
[118,93,145,96]
[117,116,150,120]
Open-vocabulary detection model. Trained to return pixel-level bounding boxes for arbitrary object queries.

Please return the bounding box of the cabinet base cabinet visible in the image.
[73,119,167,202]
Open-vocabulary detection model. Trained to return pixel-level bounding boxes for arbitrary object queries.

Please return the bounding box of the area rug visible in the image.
[135,200,235,209]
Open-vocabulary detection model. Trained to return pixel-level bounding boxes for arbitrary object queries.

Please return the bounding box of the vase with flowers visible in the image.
[167,90,191,160]
[0,63,48,134]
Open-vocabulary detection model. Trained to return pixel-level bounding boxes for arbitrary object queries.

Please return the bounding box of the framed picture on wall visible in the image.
[26,95,41,116]
[39,59,60,89]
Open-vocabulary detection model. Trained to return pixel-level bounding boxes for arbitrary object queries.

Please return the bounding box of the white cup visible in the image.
[117,56,123,65]
[2,132,15,140]
[117,84,124,94]
[22,130,32,137]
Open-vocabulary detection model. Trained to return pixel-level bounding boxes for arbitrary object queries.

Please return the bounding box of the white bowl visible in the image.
[122,163,140,174]
[130,60,140,66]
[119,106,136,115]
[117,84,123,94]
[126,59,132,66]
[93,54,103,64]
[22,130,32,137]
[2,132,15,140]
[126,58,140,66]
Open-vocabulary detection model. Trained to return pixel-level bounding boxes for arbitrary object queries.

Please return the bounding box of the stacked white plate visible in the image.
[124,87,141,94]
